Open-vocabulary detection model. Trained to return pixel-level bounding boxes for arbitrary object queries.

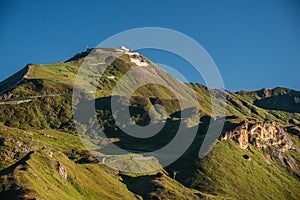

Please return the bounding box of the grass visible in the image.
[121,172,211,200]
[0,48,300,199]
[191,140,300,200]
[18,151,137,200]
[0,126,138,200]
[0,125,214,199]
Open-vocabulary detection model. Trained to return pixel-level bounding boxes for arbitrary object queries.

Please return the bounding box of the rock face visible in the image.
[221,122,293,151]
[58,163,67,180]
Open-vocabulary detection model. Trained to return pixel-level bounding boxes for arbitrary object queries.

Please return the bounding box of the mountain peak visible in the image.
[65,47,134,63]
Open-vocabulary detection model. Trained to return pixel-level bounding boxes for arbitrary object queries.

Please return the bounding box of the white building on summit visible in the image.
[120,46,130,51]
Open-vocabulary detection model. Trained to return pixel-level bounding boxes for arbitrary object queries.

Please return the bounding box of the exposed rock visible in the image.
[196,194,211,200]
[16,141,22,148]
[294,97,300,104]
[57,162,67,179]
[221,122,293,151]
[22,147,29,153]
[1,93,14,100]
[46,150,53,157]
[221,122,300,178]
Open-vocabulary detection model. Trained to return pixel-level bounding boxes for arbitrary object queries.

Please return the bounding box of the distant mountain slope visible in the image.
[254,91,300,113]
[236,87,300,113]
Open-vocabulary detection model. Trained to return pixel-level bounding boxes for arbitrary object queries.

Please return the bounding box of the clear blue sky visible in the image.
[1,0,299,91]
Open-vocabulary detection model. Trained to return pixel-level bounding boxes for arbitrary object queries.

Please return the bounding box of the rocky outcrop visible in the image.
[221,122,300,178]
[221,122,293,151]
[57,162,67,179]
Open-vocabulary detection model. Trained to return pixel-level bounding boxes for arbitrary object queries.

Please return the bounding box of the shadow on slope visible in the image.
[254,91,300,113]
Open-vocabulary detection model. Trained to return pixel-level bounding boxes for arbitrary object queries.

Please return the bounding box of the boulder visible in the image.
[58,162,67,180]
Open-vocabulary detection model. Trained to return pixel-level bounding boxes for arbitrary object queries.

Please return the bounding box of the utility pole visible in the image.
[173,170,179,180]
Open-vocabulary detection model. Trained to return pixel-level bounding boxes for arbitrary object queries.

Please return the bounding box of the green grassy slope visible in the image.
[0,48,299,199]
[0,125,213,199]
[191,140,300,200]
[0,126,138,199]
[121,173,213,200]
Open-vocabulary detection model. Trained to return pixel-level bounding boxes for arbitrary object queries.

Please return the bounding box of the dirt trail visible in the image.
[0,93,72,105]
[0,99,32,105]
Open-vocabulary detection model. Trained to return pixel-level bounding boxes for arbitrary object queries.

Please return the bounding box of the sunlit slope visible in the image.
[191,140,300,200]
[0,48,299,200]
[0,126,138,200]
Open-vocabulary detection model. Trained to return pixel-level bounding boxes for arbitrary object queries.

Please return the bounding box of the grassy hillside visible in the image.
[122,173,213,200]
[0,125,213,199]
[190,140,300,200]
[0,48,299,199]
[0,126,138,199]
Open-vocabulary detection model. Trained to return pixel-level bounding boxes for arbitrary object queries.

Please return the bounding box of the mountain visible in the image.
[0,48,299,199]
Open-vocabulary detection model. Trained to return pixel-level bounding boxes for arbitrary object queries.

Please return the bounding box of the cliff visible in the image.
[221,121,293,151]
